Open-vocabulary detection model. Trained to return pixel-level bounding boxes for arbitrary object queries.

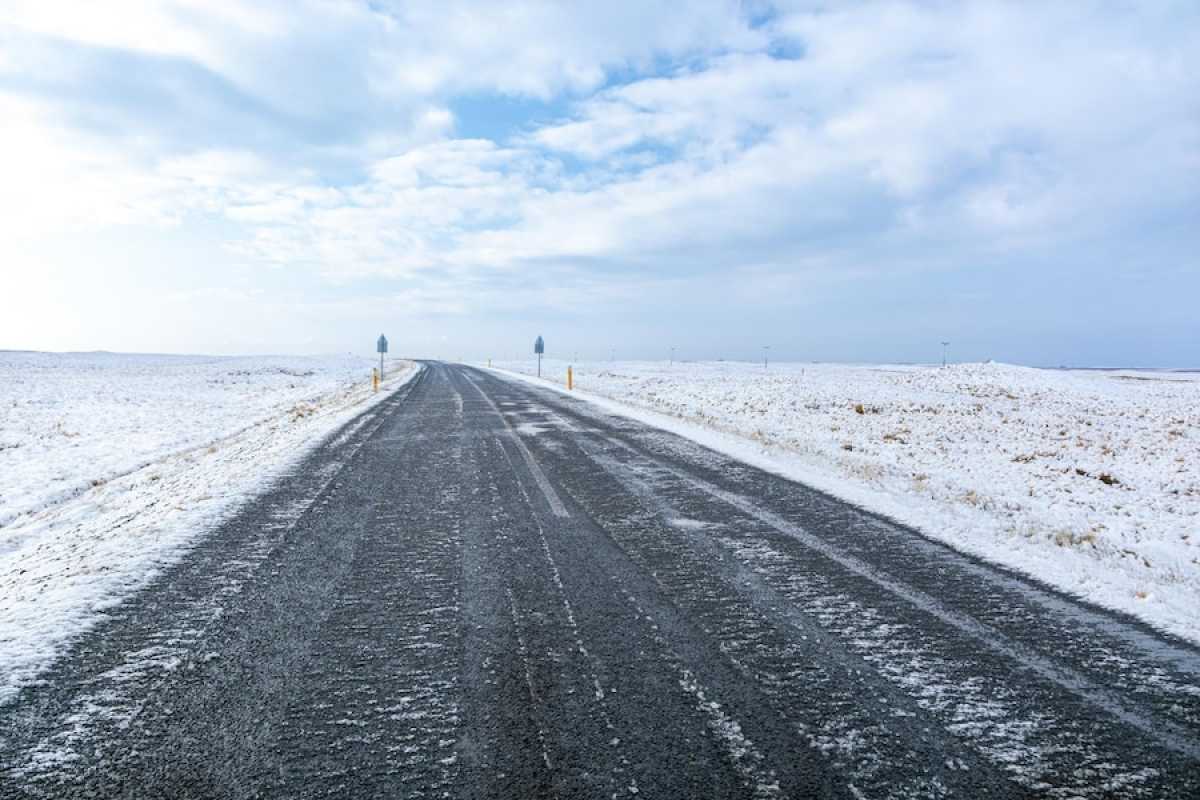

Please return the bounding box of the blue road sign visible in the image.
[377,334,389,354]
[534,335,544,355]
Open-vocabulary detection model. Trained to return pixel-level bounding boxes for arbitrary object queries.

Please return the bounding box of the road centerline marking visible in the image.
[461,372,569,518]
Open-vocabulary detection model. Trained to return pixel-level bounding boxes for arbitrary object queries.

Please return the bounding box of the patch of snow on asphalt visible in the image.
[0,351,418,703]
[486,359,1200,644]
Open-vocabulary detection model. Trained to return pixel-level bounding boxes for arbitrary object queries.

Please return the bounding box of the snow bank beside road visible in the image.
[489,359,1200,643]
[0,352,417,702]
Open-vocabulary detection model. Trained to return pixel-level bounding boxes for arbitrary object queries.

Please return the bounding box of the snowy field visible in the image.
[0,351,418,702]
[488,359,1200,643]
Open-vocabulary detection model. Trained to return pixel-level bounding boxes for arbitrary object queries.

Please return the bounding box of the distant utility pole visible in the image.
[763,345,770,369]
[941,341,950,368]
[670,346,676,365]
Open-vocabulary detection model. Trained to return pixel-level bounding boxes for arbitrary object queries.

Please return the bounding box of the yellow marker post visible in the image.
[372,367,380,392]
[567,366,574,391]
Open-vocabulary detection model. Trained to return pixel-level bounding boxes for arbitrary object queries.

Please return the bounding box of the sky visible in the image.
[0,1,1197,367]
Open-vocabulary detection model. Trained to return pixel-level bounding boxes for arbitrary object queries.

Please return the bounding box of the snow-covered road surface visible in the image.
[489,358,1200,645]
[1,362,1197,798]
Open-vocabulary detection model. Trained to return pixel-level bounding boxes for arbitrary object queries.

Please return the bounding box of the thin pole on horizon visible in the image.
[670,346,676,365]
[942,341,950,368]
[763,345,770,369]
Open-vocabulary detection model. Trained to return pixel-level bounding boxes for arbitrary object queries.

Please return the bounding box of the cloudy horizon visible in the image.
[1,1,1197,367]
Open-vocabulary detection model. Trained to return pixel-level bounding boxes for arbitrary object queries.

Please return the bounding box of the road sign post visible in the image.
[534,335,545,378]
[377,334,389,380]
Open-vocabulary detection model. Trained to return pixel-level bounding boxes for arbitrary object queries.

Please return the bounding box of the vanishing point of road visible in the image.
[2,362,1198,798]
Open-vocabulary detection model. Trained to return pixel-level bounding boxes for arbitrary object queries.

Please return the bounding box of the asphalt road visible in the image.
[2,362,1198,799]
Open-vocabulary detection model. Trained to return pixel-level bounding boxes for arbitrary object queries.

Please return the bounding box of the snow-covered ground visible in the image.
[487,359,1200,643]
[0,351,418,702]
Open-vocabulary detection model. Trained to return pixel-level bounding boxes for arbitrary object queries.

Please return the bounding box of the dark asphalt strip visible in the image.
[578,441,1016,796]
[454,419,556,799]
[459,369,842,799]
[488,404,1012,797]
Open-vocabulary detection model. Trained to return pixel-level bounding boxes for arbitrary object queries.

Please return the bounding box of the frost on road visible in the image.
[1,363,1198,798]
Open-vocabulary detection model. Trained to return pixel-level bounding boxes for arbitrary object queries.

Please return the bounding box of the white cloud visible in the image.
[0,94,185,241]
[366,0,763,99]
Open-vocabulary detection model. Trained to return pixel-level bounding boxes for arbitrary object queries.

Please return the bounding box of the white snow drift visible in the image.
[489,359,1200,644]
[0,352,417,703]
